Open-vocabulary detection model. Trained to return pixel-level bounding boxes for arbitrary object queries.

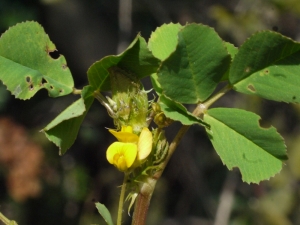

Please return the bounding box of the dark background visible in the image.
[1,0,300,225]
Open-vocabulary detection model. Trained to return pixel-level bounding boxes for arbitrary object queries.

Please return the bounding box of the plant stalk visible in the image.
[131,177,157,225]
[0,212,18,225]
[117,173,128,225]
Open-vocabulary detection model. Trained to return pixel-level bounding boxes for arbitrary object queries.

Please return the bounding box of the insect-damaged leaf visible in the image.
[203,108,287,184]
[229,31,300,103]
[0,21,74,99]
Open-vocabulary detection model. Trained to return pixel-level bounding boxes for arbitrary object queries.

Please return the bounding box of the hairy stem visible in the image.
[117,173,128,225]
[131,177,157,225]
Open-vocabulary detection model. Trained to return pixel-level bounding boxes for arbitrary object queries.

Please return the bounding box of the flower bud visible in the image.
[108,66,148,134]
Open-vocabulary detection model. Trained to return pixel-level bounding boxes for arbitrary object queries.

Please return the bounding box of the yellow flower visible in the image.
[106,126,153,172]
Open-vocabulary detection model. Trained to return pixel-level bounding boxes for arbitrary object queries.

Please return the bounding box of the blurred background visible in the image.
[1,0,300,225]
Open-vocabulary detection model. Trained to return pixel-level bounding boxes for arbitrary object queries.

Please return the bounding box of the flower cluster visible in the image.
[106,126,153,172]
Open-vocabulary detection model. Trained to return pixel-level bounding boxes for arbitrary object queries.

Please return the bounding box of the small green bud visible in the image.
[108,66,148,134]
[153,112,173,128]
[151,102,161,113]
[151,129,169,165]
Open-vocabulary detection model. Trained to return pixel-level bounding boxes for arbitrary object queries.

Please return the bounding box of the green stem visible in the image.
[159,84,232,173]
[72,88,82,95]
[191,84,232,119]
[131,83,232,225]
[117,173,128,225]
[202,84,232,109]
[0,212,18,225]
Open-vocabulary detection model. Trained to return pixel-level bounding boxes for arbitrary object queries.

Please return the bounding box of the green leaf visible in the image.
[148,23,182,96]
[95,202,114,225]
[148,23,183,61]
[229,31,300,103]
[0,21,74,100]
[220,42,238,81]
[42,86,95,155]
[150,73,163,95]
[158,23,231,104]
[87,34,159,91]
[159,95,208,126]
[225,42,238,60]
[203,108,287,184]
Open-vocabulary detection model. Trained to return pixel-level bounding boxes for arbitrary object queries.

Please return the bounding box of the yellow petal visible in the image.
[121,126,133,133]
[137,127,153,160]
[106,142,138,171]
[106,142,122,164]
[109,129,139,143]
[114,154,127,171]
[123,143,138,167]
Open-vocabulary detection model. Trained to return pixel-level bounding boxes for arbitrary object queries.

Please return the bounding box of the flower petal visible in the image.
[121,126,133,133]
[106,142,122,164]
[123,143,138,167]
[106,142,138,171]
[114,154,127,171]
[109,129,139,143]
[137,127,153,160]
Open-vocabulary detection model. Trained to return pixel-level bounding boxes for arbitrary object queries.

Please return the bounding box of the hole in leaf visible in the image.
[247,84,256,92]
[259,119,271,129]
[26,76,31,83]
[59,89,63,93]
[49,50,60,59]
[62,64,68,70]
[29,84,34,91]
[40,78,47,87]
[50,85,54,90]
